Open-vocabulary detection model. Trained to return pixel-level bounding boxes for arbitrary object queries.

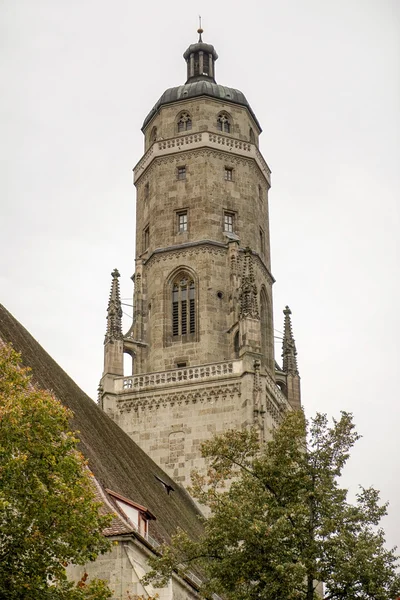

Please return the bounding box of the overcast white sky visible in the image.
[1,0,399,549]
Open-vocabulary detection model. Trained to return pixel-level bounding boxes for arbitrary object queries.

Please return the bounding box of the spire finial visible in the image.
[105,268,123,342]
[282,305,299,375]
[197,15,203,42]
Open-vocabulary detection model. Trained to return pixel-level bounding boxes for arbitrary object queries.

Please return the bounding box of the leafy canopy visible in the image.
[144,410,400,600]
[0,343,112,599]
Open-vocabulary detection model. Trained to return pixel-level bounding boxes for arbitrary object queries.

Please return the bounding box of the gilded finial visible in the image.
[197,15,203,42]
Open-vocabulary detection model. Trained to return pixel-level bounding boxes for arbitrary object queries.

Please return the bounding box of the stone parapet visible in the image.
[119,359,241,393]
[134,132,271,185]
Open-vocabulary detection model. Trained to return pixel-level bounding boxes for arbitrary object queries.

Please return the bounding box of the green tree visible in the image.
[0,343,112,599]
[144,410,400,600]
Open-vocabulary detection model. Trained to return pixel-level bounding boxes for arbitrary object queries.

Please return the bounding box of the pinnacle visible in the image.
[282,305,299,376]
[105,268,123,341]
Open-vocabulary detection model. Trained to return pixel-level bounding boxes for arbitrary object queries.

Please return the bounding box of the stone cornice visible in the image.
[138,240,275,286]
[133,132,271,187]
[141,239,227,267]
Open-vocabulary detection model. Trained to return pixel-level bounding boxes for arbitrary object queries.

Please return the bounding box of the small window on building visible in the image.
[258,184,263,200]
[144,182,149,199]
[177,166,186,180]
[259,227,265,256]
[106,489,155,540]
[143,225,150,251]
[224,167,233,181]
[176,362,187,368]
[177,112,192,132]
[249,128,255,143]
[177,210,188,233]
[217,113,231,133]
[224,212,235,233]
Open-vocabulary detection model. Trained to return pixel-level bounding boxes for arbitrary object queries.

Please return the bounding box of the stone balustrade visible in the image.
[118,359,289,416]
[133,131,271,185]
[119,360,242,392]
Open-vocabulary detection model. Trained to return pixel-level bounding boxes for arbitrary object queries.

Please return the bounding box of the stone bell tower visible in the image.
[99,30,301,487]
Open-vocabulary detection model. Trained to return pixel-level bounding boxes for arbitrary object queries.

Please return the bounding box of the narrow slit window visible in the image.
[143,226,150,251]
[260,227,265,256]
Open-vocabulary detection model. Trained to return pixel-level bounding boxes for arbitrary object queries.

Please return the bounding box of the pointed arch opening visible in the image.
[165,267,199,344]
[217,112,231,134]
[177,112,192,133]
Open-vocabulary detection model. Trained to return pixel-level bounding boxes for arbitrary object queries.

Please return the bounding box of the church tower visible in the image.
[99,30,301,487]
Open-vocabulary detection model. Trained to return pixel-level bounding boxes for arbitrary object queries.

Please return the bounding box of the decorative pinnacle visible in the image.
[105,268,123,342]
[197,15,203,42]
[239,248,259,319]
[282,305,299,375]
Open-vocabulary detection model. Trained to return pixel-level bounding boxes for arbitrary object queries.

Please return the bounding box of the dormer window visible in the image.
[177,112,192,133]
[217,113,231,133]
[106,489,156,539]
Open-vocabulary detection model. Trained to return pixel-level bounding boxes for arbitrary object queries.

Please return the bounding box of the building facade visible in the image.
[99,31,301,488]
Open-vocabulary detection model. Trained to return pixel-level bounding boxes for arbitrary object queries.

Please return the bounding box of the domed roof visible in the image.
[142,80,260,130]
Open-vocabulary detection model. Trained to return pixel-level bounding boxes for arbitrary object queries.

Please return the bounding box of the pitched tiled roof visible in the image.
[0,304,203,546]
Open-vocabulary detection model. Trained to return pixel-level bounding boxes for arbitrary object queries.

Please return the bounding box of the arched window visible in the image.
[217,113,231,133]
[172,276,196,337]
[150,126,157,143]
[249,128,255,143]
[177,112,192,133]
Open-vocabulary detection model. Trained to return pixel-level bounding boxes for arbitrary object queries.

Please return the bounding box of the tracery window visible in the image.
[177,112,192,132]
[172,276,196,337]
[217,113,231,133]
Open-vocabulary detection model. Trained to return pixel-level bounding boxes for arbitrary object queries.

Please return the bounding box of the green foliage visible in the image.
[144,410,400,600]
[0,344,112,599]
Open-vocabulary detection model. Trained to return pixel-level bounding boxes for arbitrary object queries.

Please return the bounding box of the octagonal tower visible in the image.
[100,32,301,487]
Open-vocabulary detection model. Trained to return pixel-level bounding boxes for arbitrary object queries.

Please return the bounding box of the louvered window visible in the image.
[172,277,195,337]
